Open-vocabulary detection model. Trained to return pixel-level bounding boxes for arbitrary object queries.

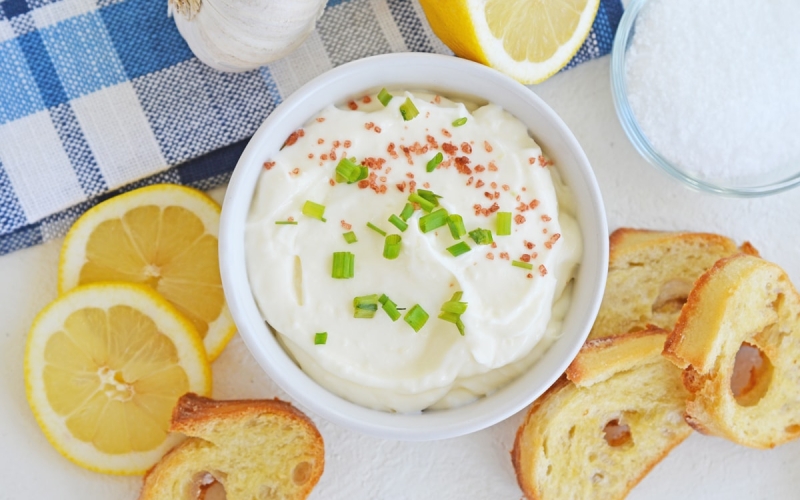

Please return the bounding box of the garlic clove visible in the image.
[170,0,328,73]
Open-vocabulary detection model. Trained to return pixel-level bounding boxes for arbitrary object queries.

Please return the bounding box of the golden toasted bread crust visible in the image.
[140,394,324,500]
[512,332,691,500]
[591,228,758,341]
[567,326,668,386]
[171,393,319,437]
[663,254,800,449]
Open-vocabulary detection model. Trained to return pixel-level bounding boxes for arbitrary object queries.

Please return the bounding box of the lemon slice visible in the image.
[24,283,212,474]
[59,184,235,361]
[419,0,600,84]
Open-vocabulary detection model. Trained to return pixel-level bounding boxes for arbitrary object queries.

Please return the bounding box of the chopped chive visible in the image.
[399,98,419,121]
[468,228,494,245]
[446,241,471,256]
[379,294,401,321]
[332,252,355,279]
[302,201,327,222]
[438,291,468,335]
[441,301,468,314]
[438,311,466,335]
[377,88,393,107]
[367,222,387,236]
[404,304,429,332]
[426,152,444,172]
[275,220,298,225]
[383,234,402,259]
[388,214,408,232]
[336,157,368,184]
[399,203,415,221]
[419,209,449,233]
[314,332,328,345]
[343,231,357,244]
[446,214,466,239]
[512,260,534,270]
[416,189,441,207]
[408,193,435,212]
[354,294,380,319]
[496,212,512,236]
[452,117,467,127]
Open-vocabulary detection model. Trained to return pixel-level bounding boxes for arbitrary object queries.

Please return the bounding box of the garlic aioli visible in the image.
[246,92,582,412]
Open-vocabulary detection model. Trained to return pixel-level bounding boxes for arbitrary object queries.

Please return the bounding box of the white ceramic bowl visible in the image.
[220,53,608,441]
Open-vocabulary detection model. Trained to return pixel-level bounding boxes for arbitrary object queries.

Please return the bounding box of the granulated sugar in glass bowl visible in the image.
[611,0,800,196]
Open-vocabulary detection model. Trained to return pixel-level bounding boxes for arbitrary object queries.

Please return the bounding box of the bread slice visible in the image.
[663,254,800,448]
[589,228,758,340]
[139,394,324,500]
[512,328,691,500]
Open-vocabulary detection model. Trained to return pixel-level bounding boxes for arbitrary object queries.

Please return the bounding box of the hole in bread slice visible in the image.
[201,480,226,500]
[292,461,313,485]
[652,279,693,316]
[731,342,773,407]
[603,419,632,447]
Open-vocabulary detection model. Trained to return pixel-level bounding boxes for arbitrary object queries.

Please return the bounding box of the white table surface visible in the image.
[2,54,799,500]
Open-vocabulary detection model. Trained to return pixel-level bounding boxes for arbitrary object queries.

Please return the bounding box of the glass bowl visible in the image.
[610,0,800,197]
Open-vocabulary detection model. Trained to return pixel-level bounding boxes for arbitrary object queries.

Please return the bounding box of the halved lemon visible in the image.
[419,0,600,84]
[59,184,235,361]
[24,283,212,474]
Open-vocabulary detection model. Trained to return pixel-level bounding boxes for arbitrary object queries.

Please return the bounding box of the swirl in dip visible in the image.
[246,91,582,412]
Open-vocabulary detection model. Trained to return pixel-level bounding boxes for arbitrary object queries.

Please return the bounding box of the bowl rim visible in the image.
[219,52,608,441]
[610,0,800,198]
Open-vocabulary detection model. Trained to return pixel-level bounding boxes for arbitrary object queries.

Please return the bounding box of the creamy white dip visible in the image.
[246,91,582,412]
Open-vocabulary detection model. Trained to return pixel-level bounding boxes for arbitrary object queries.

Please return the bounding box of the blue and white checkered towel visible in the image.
[0,0,623,255]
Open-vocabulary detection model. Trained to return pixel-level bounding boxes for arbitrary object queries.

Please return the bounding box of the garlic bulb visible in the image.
[169,0,327,73]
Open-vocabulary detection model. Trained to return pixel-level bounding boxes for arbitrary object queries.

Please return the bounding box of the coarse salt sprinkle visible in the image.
[625,0,800,180]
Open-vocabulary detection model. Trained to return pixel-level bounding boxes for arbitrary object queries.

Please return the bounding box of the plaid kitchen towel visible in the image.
[0,0,624,256]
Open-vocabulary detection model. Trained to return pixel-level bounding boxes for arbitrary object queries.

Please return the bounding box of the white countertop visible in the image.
[2,55,798,500]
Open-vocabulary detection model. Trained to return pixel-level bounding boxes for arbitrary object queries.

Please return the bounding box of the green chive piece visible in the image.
[438,311,460,323]
[336,157,368,184]
[408,193,435,212]
[314,332,328,345]
[302,201,326,222]
[416,189,441,207]
[399,97,419,121]
[441,301,468,315]
[452,117,467,127]
[377,88,393,107]
[446,241,471,256]
[332,252,355,279]
[404,304,429,332]
[367,222,387,236]
[438,291,468,335]
[446,214,466,239]
[468,228,494,245]
[379,294,401,321]
[275,220,298,225]
[496,212,512,236]
[353,294,379,319]
[426,152,444,172]
[336,158,361,184]
[419,208,448,233]
[512,260,534,270]
[383,234,402,260]
[343,231,357,244]
[399,203,415,221]
[438,311,466,335]
[388,214,408,232]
